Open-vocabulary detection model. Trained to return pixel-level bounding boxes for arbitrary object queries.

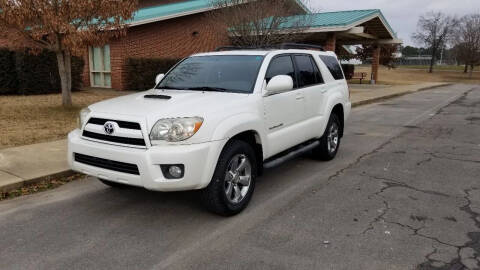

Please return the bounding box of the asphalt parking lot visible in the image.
[0,84,479,270]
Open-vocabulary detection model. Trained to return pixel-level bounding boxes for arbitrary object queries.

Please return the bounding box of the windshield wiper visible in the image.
[156,85,185,90]
[187,86,228,92]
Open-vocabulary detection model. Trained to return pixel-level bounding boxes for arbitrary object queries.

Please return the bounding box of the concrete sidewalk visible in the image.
[0,140,71,192]
[349,82,449,106]
[0,82,449,193]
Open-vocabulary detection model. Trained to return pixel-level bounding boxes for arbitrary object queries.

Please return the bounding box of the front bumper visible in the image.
[68,130,226,191]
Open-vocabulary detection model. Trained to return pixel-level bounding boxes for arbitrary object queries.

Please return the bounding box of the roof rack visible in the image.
[215,43,324,52]
[279,43,324,51]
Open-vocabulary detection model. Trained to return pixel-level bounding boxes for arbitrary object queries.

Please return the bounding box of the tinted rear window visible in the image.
[294,55,317,88]
[311,57,324,84]
[319,55,344,80]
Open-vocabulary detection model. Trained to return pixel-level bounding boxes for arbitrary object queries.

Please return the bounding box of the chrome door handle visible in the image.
[296,94,304,100]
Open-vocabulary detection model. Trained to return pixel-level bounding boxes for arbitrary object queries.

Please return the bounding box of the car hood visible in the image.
[88,89,252,128]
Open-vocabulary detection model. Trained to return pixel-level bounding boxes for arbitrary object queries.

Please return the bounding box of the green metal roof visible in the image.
[128,2,396,39]
[130,0,212,24]
[129,0,311,25]
[279,9,396,38]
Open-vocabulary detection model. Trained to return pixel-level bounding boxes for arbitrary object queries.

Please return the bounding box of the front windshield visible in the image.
[156,55,265,93]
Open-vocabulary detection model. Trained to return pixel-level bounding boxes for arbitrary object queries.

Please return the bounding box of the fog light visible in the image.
[169,166,183,178]
[160,164,185,179]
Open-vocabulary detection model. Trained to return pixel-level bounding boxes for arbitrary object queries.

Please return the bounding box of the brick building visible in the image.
[0,1,400,91]
[85,3,401,90]
[83,0,309,90]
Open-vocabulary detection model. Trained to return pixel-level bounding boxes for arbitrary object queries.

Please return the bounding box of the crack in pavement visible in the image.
[423,245,453,267]
[417,157,433,166]
[427,152,480,164]
[365,174,451,198]
[416,188,480,269]
[357,87,480,269]
[361,174,480,269]
[361,199,391,234]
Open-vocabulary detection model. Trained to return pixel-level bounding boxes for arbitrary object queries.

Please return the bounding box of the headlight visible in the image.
[150,117,203,143]
[78,108,91,129]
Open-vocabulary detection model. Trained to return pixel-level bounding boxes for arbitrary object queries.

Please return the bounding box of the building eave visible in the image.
[284,11,398,40]
[128,6,217,27]
[128,0,311,28]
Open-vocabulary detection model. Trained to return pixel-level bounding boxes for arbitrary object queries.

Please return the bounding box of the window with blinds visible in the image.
[89,45,111,88]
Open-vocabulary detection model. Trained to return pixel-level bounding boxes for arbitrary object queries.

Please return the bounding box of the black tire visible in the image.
[312,113,341,161]
[99,179,129,188]
[200,140,257,216]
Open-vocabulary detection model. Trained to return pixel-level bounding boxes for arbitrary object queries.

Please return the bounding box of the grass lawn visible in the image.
[396,65,479,71]
[0,89,132,148]
[350,66,480,85]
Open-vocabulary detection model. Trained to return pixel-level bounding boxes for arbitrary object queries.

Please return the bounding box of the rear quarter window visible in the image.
[319,55,344,80]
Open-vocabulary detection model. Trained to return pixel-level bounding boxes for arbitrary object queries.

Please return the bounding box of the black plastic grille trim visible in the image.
[87,118,141,130]
[82,131,146,146]
[74,153,140,175]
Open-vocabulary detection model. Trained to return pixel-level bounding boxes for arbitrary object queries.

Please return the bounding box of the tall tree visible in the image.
[401,45,420,57]
[208,0,310,47]
[455,14,480,76]
[412,11,457,73]
[0,0,138,106]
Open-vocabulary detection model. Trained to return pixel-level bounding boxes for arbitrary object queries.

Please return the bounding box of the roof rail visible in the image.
[215,43,324,52]
[214,45,276,51]
[279,43,324,51]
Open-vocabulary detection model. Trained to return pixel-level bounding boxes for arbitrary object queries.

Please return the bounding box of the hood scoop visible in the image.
[144,94,172,100]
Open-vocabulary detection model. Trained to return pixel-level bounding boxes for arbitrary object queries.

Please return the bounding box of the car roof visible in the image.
[192,49,338,58]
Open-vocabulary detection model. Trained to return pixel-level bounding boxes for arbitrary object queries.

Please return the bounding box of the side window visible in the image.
[319,55,344,80]
[265,55,296,88]
[310,57,324,84]
[294,55,316,88]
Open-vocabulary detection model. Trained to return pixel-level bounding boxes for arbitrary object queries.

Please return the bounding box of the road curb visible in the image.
[417,83,453,92]
[352,83,451,108]
[0,170,74,193]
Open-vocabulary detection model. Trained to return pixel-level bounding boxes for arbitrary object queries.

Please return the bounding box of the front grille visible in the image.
[82,131,146,146]
[74,153,140,175]
[82,117,146,147]
[87,118,141,130]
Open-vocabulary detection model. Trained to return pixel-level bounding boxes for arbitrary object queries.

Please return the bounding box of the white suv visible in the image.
[68,47,351,215]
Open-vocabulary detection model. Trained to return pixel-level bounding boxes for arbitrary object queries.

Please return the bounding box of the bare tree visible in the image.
[455,14,480,77]
[0,0,138,106]
[412,11,457,73]
[208,0,311,47]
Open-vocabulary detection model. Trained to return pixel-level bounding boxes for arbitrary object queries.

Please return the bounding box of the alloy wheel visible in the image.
[224,154,252,204]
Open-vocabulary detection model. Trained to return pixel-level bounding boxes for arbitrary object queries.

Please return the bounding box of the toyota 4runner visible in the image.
[68,46,351,216]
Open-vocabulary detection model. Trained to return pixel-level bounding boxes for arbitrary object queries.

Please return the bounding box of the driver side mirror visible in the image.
[155,73,165,85]
[264,75,294,96]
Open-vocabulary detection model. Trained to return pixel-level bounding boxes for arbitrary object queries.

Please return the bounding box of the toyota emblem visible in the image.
[104,122,115,135]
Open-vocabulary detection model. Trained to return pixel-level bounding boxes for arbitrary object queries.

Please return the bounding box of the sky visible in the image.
[308,0,480,46]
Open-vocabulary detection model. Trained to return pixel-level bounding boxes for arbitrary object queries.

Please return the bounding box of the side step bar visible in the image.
[263,140,319,169]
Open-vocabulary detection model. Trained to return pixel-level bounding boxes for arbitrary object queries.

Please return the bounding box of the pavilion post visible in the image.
[371,45,381,84]
[325,33,336,52]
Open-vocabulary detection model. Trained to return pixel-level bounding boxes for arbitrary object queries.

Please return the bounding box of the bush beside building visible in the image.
[0,49,84,95]
[125,57,181,91]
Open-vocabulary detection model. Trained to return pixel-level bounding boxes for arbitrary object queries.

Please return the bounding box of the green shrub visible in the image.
[0,48,84,95]
[125,57,181,91]
[15,50,61,95]
[0,49,18,94]
[15,50,84,95]
[71,57,85,91]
